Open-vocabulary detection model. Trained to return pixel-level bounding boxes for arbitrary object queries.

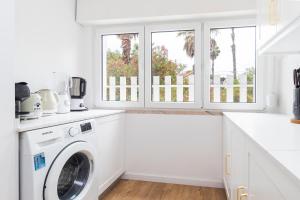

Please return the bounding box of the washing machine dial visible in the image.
[68,127,80,137]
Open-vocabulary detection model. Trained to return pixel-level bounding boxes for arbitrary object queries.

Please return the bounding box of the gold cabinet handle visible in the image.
[237,186,247,200]
[225,154,231,175]
[240,193,248,200]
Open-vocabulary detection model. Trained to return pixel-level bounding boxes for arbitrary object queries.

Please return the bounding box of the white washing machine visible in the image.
[20,119,98,200]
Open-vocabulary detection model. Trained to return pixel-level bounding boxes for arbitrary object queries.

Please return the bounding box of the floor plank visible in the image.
[100,180,227,200]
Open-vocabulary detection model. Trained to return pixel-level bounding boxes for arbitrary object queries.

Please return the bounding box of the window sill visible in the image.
[95,106,266,116]
[126,109,222,115]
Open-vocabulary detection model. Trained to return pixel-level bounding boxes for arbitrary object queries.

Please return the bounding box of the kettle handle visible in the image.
[80,79,87,97]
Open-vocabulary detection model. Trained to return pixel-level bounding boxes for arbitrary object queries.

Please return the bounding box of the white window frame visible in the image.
[94,25,145,108]
[203,19,264,110]
[145,23,202,108]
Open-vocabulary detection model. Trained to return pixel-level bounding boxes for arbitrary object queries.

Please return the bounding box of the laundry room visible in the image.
[1,0,300,199]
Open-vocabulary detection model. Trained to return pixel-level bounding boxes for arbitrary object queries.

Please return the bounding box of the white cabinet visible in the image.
[279,0,300,30]
[257,0,278,47]
[247,145,285,200]
[223,118,232,199]
[223,118,248,200]
[230,124,248,200]
[223,115,300,200]
[257,0,300,54]
[248,155,284,200]
[95,114,125,195]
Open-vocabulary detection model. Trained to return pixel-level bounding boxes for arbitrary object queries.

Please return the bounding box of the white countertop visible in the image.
[17,109,125,132]
[224,112,300,183]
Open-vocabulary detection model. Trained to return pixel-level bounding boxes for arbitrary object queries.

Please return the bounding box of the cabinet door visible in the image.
[223,117,232,199]
[248,154,285,200]
[95,114,125,195]
[248,140,300,200]
[278,0,300,31]
[230,123,248,200]
[257,0,278,47]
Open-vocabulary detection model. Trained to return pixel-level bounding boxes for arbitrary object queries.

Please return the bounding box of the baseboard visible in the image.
[122,172,224,188]
[98,169,125,196]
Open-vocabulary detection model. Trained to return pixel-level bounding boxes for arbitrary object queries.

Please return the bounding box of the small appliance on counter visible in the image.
[292,67,300,123]
[20,93,42,120]
[37,89,59,115]
[15,82,30,118]
[70,77,88,111]
[57,93,71,114]
[53,72,71,114]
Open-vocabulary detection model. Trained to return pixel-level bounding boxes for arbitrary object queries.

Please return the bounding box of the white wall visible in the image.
[77,0,256,24]
[124,114,223,188]
[277,55,300,115]
[15,0,90,93]
[0,0,18,199]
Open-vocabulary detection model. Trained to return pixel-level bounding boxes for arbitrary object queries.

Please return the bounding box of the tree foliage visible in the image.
[106,47,138,82]
[151,45,186,84]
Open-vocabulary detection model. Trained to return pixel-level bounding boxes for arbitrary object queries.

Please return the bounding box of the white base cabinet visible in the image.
[248,150,285,200]
[223,116,300,200]
[95,114,125,195]
[223,117,248,200]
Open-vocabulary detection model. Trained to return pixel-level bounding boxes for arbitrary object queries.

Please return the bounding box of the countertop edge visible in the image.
[16,110,125,133]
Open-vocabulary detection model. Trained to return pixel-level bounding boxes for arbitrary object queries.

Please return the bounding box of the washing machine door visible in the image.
[43,141,96,200]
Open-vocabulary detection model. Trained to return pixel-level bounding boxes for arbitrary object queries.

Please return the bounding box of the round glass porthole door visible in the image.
[57,152,90,200]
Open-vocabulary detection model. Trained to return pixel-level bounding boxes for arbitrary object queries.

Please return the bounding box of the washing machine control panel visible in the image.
[65,120,95,137]
[80,122,92,133]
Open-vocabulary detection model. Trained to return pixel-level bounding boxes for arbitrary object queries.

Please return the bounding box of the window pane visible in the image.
[209,26,256,103]
[151,30,195,103]
[102,33,139,102]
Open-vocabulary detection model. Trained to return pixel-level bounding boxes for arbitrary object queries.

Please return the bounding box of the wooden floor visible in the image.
[100,180,227,200]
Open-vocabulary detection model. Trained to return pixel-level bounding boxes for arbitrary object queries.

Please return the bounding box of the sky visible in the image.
[102,27,256,76]
[212,26,256,74]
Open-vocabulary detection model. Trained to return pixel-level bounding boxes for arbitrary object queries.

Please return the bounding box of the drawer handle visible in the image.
[240,193,248,200]
[237,186,247,200]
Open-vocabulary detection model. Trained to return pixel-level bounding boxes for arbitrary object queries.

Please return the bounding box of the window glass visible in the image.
[209,26,256,103]
[102,33,139,102]
[151,30,195,103]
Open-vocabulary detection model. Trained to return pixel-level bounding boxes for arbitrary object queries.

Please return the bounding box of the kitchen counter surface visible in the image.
[17,109,125,132]
[224,112,300,184]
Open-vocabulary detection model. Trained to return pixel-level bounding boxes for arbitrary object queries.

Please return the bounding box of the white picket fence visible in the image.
[103,74,254,103]
[152,75,194,102]
[104,76,139,101]
[212,74,255,103]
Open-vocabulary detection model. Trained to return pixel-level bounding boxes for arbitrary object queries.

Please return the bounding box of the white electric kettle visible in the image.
[57,93,71,114]
[20,93,42,120]
[36,89,59,115]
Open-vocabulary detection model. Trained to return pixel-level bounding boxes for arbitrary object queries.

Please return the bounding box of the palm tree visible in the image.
[118,34,138,64]
[178,31,221,82]
[177,31,195,58]
[231,28,237,80]
[210,38,220,83]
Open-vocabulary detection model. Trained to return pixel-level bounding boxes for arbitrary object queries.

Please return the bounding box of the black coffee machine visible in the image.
[15,82,30,118]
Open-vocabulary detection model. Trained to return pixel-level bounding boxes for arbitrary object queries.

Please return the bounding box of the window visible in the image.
[151,30,195,103]
[102,33,139,102]
[145,24,202,108]
[204,20,262,110]
[96,27,144,107]
[96,20,262,110]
